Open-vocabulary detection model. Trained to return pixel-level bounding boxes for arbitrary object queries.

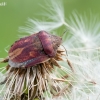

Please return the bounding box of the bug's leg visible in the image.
[0,57,9,63]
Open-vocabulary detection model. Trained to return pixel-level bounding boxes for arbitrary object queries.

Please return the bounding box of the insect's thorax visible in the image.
[8,34,43,63]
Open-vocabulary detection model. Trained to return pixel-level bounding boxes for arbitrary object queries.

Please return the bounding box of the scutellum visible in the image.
[0,46,73,100]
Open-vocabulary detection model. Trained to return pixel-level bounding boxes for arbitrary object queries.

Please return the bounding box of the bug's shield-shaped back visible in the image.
[8,34,49,68]
[8,31,62,68]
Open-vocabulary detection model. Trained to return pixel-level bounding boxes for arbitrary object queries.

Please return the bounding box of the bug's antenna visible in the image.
[60,29,69,37]
[62,45,74,72]
[61,45,68,56]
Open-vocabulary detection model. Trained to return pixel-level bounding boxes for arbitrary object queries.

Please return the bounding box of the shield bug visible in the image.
[8,31,62,68]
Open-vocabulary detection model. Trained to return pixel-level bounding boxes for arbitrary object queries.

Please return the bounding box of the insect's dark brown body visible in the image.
[8,31,62,68]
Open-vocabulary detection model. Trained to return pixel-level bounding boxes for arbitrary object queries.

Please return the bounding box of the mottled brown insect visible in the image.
[8,31,62,68]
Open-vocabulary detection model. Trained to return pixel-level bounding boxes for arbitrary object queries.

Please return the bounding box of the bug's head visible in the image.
[51,35,62,51]
[38,30,62,57]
